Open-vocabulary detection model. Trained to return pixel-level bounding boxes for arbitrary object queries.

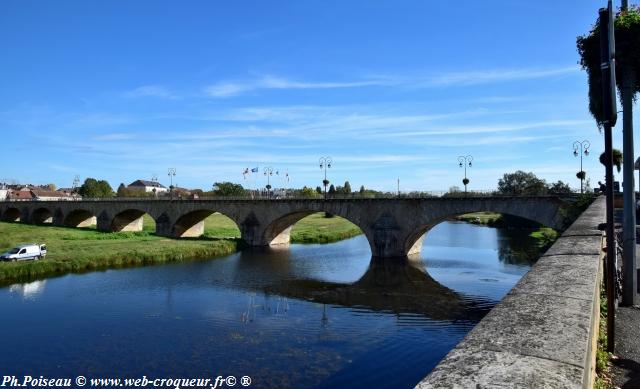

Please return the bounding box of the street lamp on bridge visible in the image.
[319,157,332,200]
[167,168,176,199]
[572,140,590,194]
[263,167,275,198]
[458,155,473,194]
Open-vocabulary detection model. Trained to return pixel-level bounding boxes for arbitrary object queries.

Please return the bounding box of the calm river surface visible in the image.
[0,221,540,388]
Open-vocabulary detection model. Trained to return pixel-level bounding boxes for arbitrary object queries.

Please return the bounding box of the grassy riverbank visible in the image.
[0,223,240,286]
[0,213,362,285]
[290,213,362,243]
[456,212,558,246]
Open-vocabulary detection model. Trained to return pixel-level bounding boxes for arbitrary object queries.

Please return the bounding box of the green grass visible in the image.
[0,221,240,286]
[455,212,502,225]
[290,213,362,243]
[0,212,362,285]
[529,227,559,248]
[594,279,613,388]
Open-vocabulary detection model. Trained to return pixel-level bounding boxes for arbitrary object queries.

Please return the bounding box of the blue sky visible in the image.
[1,0,637,192]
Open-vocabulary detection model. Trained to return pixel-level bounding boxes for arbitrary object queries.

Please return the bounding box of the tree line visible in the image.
[74,172,590,199]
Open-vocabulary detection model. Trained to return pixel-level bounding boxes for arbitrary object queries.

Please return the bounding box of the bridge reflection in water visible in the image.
[229,247,493,322]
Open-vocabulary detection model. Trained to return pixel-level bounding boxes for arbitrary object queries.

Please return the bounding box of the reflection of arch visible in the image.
[63,209,96,228]
[404,210,560,257]
[111,209,149,232]
[2,207,21,222]
[31,207,53,224]
[262,210,366,247]
[259,258,489,321]
[172,210,240,238]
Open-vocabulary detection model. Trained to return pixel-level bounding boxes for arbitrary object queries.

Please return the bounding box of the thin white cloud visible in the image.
[203,66,579,98]
[124,85,177,99]
[204,83,251,98]
[203,75,393,98]
[259,75,390,89]
[424,66,579,87]
[370,119,591,138]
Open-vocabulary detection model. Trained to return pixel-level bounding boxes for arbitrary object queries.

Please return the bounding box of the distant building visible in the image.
[7,190,35,201]
[127,180,168,193]
[31,189,79,201]
[6,188,78,201]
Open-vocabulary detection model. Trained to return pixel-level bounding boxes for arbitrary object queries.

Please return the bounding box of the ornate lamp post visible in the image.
[573,140,590,194]
[319,157,332,200]
[263,167,274,198]
[167,168,176,199]
[457,155,473,194]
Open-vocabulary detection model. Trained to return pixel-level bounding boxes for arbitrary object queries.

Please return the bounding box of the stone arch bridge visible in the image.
[0,197,571,259]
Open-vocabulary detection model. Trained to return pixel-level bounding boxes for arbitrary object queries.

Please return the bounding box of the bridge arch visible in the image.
[171,209,240,238]
[261,210,370,250]
[111,209,151,232]
[403,208,563,257]
[1,207,22,222]
[63,209,97,228]
[31,207,54,224]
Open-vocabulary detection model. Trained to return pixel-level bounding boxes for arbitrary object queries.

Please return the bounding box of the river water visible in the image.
[0,221,540,388]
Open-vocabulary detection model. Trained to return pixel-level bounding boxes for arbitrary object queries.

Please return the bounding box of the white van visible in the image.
[1,244,47,261]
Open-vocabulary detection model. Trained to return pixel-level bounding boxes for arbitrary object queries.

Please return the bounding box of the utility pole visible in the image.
[620,0,638,306]
[600,1,618,352]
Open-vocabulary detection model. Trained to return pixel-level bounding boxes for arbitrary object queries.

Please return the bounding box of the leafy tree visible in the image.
[117,183,127,197]
[116,183,152,198]
[599,149,623,173]
[45,183,56,191]
[359,185,365,194]
[344,181,352,194]
[497,171,547,195]
[97,180,114,197]
[212,182,246,197]
[548,180,573,195]
[315,186,322,194]
[78,178,114,198]
[299,186,319,198]
[328,184,336,196]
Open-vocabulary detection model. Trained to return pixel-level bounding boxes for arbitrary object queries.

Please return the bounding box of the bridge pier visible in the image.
[111,216,143,232]
[176,221,204,237]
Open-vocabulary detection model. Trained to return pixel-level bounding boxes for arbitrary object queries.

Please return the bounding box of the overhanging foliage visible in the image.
[577,6,640,127]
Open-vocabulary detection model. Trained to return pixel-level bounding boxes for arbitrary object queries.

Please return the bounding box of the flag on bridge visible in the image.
[251,167,258,173]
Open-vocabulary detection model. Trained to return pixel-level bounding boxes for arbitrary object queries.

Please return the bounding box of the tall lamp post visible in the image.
[458,155,473,194]
[263,167,274,198]
[319,157,332,200]
[572,140,590,194]
[167,168,176,199]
